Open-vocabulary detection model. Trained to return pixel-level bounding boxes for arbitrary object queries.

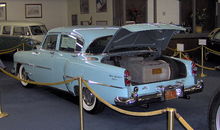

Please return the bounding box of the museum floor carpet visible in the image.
[0,57,219,130]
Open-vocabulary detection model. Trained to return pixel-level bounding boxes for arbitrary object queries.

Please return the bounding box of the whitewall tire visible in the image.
[209,91,220,130]
[18,65,31,88]
[82,87,104,114]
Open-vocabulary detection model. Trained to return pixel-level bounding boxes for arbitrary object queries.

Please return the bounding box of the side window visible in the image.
[214,31,220,40]
[2,26,11,35]
[42,35,57,50]
[59,35,83,53]
[13,26,30,36]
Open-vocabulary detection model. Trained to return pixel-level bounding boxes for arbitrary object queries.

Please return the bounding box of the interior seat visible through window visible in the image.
[42,35,57,50]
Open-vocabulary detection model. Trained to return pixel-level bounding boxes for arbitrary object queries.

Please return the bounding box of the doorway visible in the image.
[180,0,216,32]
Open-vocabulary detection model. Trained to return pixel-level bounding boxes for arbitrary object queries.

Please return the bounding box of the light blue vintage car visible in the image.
[14,24,204,114]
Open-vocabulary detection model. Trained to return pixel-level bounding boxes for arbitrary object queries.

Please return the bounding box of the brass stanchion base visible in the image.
[0,112,8,118]
[167,108,176,130]
[200,73,207,77]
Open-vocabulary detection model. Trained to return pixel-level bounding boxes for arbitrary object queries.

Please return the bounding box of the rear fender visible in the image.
[64,60,129,103]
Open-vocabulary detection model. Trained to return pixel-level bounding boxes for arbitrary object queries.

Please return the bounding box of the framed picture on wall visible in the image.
[0,3,7,21]
[80,0,89,14]
[96,0,107,12]
[25,4,42,18]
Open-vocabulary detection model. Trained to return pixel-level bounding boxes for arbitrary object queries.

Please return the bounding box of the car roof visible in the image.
[48,26,119,34]
[0,21,44,26]
[49,26,119,51]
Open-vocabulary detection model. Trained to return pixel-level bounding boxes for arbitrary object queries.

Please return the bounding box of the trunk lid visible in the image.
[103,23,185,53]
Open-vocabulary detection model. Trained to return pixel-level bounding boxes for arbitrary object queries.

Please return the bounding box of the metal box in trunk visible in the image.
[121,58,171,83]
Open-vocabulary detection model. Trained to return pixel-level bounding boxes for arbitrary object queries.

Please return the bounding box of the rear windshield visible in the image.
[30,25,47,35]
[86,36,113,54]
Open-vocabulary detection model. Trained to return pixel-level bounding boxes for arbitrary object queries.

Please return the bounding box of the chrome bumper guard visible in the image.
[0,59,6,69]
[114,80,204,107]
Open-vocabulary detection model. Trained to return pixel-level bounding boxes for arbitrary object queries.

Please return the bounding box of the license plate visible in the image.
[165,89,177,100]
[152,68,162,74]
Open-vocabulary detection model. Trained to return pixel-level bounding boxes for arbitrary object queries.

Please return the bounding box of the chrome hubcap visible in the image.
[21,69,27,80]
[83,87,95,106]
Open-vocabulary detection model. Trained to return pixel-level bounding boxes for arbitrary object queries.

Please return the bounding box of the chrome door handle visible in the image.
[33,51,40,54]
[71,54,77,57]
[50,51,55,54]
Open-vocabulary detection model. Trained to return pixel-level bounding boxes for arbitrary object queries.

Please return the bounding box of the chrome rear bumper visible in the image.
[114,80,204,107]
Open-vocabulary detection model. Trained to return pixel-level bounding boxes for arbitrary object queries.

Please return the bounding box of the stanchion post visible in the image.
[79,77,84,130]
[167,108,175,130]
[0,91,8,118]
[201,45,205,77]
[0,65,8,118]
[199,39,207,77]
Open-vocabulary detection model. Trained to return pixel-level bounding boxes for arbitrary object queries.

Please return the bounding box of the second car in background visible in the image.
[0,21,47,52]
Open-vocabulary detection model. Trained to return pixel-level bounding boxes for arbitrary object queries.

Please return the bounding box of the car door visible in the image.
[51,33,84,91]
[31,33,59,83]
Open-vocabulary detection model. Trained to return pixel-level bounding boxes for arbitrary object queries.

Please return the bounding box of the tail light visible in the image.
[192,62,197,76]
[124,70,131,86]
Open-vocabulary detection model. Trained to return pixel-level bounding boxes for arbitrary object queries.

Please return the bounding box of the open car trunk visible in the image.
[101,54,187,85]
[88,24,187,84]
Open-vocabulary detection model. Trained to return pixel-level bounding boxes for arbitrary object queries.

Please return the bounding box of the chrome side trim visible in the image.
[35,65,52,70]
[64,75,74,79]
[63,76,124,89]
[16,62,51,70]
[86,80,123,89]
